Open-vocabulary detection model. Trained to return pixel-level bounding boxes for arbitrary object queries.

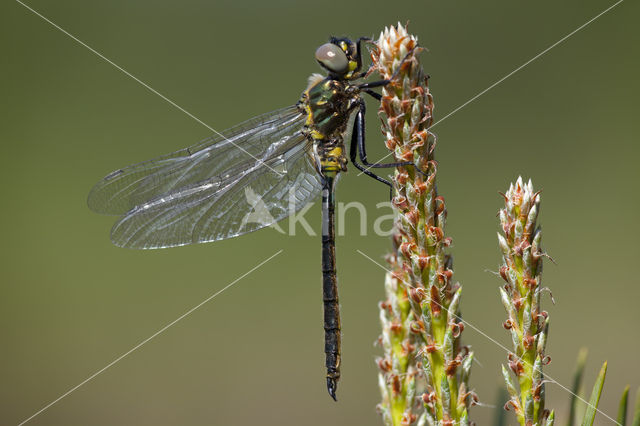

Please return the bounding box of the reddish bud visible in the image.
[415,129,429,144]
[504,399,520,412]
[535,311,548,330]
[426,138,436,156]
[411,85,425,96]
[393,195,408,210]
[385,138,396,150]
[422,391,436,405]
[514,242,524,257]
[500,266,509,282]
[430,285,442,315]
[417,255,430,270]
[445,357,461,375]
[413,180,427,195]
[438,268,453,283]
[400,242,416,258]
[532,382,543,401]
[513,297,523,311]
[451,321,464,338]
[390,322,402,334]
[409,287,426,304]
[409,320,424,334]
[406,208,419,226]
[510,361,524,376]
[428,226,444,243]
[402,340,416,354]
[377,357,392,372]
[400,413,417,426]
[398,149,413,162]
[381,100,393,117]
[395,171,409,185]
[523,334,534,349]
[508,354,524,376]
[435,196,446,215]
[391,374,401,394]
[425,343,438,354]
[461,391,480,407]
[459,345,470,358]
[400,98,412,110]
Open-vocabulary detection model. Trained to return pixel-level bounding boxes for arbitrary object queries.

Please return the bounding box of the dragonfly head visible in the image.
[315,37,360,79]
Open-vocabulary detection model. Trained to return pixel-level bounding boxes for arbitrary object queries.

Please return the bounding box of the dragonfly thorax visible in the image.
[299,76,359,175]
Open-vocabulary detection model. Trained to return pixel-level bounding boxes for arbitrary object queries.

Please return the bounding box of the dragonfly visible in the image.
[88,36,418,401]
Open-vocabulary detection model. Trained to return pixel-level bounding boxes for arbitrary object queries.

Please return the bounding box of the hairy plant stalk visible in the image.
[377,240,422,425]
[374,24,474,426]
[498,177,553,425]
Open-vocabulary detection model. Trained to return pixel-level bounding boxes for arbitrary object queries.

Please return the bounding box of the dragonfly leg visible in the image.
[354,37,370,74]
[354,100,424,170]
[363,89,382,101]
[348,103,392,189]
[347,37,375,80]
[350,100,428,200]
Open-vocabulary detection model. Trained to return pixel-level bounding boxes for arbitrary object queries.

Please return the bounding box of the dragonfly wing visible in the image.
[110,140,322,249]
[88,106,306,215]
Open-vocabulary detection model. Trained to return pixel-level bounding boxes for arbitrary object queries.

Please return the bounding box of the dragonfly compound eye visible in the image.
[315,43,349,74]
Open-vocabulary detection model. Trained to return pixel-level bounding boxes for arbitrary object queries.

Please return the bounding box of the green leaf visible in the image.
[441,375,451,417]
[581,361,607,426]
[568,348,588,426]
[524,393,535,424]
[502,364,518,399]
[546,410,556,426]
[618,385,630,426]
[460,408,469,426]
[632,387,640,426]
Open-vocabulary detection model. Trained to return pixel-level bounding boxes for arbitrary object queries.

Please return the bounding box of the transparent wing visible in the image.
[109,137,322,249]
[88,106,307,215]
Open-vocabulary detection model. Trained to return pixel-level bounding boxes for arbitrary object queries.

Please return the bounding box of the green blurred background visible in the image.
[2,0,638,424]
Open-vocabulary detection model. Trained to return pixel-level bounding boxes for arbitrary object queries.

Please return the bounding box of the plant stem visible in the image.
[375,23,474,426]
[498,177,552,425]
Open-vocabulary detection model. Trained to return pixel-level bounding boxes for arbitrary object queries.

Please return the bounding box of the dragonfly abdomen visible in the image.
[321,175,340,400]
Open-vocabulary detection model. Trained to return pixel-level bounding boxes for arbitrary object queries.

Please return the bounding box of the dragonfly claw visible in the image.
[327,377,338,401]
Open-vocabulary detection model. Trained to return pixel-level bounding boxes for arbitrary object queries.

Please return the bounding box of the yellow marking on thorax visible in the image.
[310,129,325,139]
[327,146,343,158]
